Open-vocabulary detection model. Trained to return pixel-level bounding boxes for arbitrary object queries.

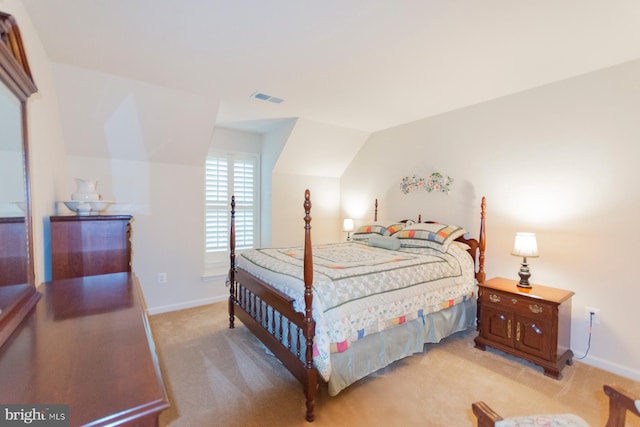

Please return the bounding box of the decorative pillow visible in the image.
[351,224,386,242]
[351,223,404,242]
[496,413,589,427]
[392,222,466,252]
[368,235,401,251]
[384,223,404,235]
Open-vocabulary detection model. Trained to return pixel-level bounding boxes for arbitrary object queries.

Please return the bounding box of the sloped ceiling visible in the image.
[20,0,640,168]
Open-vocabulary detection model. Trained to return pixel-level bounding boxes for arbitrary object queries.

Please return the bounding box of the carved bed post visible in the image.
[302,189,318,422]
[477,196,487,283]
[229,195,236,329]
[374,198,378,222]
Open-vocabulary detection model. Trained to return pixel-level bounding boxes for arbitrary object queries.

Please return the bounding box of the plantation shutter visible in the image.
[204,151,259,275]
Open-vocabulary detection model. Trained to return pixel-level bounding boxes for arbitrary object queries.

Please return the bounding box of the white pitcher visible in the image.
[71,178,100,201]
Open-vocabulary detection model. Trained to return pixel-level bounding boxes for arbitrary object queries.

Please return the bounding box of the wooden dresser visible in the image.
[50,215,132,280]
[0,217,28,286]
[474,277,574,379]
[0,273,169,426]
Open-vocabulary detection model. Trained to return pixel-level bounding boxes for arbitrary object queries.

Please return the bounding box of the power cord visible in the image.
[574,311,594,360]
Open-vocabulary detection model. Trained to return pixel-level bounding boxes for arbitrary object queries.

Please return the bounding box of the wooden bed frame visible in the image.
[228,190,486,422]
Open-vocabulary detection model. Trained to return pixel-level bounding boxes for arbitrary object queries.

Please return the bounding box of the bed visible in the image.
[228,190,486,422]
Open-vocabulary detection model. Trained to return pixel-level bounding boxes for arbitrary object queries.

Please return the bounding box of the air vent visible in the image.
[250,91,284,104]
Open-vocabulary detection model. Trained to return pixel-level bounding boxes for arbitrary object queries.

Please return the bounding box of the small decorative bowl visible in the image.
[63,200,114,215]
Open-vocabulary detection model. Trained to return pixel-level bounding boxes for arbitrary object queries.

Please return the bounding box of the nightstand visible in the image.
[474,277,574,379]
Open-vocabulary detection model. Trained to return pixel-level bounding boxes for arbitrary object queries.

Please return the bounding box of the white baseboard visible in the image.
[579,354,640,381]
[146,295,227,315]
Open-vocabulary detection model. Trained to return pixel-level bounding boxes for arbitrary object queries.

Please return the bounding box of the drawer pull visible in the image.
[529,304,543,314]
[511,298,518,304]
[489,294,501,303]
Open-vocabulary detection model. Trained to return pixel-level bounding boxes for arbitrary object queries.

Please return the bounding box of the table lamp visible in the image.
[511,232,539,288]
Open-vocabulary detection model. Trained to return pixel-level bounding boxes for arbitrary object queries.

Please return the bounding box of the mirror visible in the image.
[0,11,39,348]
[0,74,27,285]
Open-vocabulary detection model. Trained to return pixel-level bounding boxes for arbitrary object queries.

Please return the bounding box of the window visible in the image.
[204,150,259,276]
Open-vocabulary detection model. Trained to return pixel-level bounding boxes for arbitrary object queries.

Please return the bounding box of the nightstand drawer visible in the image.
[480,290,553,317]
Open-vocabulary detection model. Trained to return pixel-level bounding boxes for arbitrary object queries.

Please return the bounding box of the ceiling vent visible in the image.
[251,91,284,104]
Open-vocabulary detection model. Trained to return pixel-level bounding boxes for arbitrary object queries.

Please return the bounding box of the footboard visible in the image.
[228,190,318,422]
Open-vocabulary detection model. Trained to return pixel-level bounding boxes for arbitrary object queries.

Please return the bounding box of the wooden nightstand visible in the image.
[474,277,574,379]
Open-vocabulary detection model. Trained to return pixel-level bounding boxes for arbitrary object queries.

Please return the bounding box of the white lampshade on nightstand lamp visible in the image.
[511,232,539,288]
[343,218,354,241]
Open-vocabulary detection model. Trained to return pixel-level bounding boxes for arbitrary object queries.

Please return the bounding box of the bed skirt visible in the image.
[327,296,477,396]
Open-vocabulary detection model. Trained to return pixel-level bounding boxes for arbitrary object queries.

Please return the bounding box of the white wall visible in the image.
[341,59,640,380]
[272,173,341,247]
[261,119,297,247]
[271,118,369,247]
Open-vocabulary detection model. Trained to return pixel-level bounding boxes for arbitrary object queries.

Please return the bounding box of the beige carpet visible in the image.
[149,302,640,427]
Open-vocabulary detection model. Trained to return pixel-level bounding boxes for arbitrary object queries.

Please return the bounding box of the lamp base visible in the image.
[517,280,532,289]
[517,261,532,288]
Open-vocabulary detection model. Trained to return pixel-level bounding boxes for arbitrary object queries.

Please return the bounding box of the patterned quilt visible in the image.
[236,241,476,381]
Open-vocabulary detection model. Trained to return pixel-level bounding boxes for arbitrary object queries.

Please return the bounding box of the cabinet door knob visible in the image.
[489,294,501,303]
[529,304,543,314]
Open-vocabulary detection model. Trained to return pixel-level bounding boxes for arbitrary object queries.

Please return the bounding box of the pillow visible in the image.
[451,240,471,251]
[351,224,386,242]
[384,223,405,235]
[351,223,404,242]
[368,235,401,251]
[393,222,466,252]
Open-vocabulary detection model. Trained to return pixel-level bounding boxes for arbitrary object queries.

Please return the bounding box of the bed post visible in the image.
[302,189,318,422]
[477,196,486,283]
[374,198,378,222]
[229,195,236,329]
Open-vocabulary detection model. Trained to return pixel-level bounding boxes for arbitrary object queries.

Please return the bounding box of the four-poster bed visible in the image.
[228,190,486,422]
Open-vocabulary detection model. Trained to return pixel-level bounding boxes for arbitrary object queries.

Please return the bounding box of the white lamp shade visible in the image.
[511,232,539,258]
[343,218,354,232]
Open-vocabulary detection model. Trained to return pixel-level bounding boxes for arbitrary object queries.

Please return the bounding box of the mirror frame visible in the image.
[0,11,40,348]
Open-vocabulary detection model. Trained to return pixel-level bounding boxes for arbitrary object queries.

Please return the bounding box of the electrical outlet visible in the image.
[157,272,167,284]
[585,306,600,324]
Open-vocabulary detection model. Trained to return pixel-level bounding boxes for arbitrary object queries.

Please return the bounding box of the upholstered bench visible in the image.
[472,384,639,427]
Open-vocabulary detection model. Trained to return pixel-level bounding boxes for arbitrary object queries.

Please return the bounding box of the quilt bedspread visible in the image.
[236,242,476,381]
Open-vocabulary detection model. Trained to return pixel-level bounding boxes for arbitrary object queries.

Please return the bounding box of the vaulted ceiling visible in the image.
[16,0,640,172]
[23,0,640,134]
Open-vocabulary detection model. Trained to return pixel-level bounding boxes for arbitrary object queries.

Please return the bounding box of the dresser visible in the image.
[50,215,132,280]
[0,273,169,426]
[0,217,27,286]
[474,277,574,379]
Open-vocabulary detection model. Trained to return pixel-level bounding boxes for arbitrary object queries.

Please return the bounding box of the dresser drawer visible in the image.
[480,289,554,317]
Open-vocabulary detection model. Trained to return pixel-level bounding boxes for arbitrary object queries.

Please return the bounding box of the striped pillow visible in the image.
[351,223,404,242]
[393,223,466,252]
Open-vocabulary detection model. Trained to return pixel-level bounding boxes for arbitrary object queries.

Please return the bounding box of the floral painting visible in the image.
[400,172,452,194]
